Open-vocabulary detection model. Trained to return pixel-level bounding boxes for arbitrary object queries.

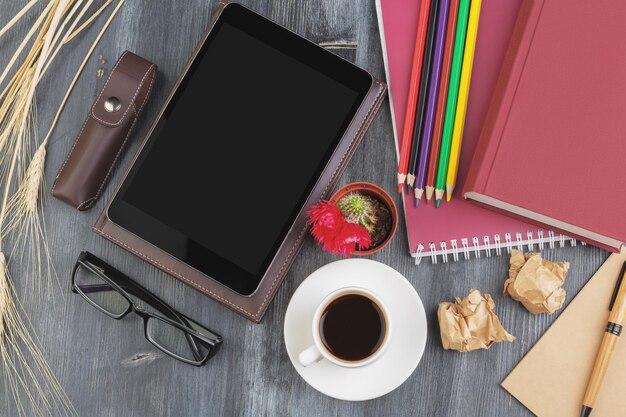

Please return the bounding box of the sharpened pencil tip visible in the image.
[425,186,434,201]
[434,188,445,202]
[406,174,415,188]
[446,184,455,201]
[414,197,420,208]
[435,199,441,208]
[397,173,407,192]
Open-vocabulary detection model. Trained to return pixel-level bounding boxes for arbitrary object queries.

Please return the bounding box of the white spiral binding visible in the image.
[526,231,534,251]
[461,238,470,260]
[537,230,545,250]
[415,244,425,265]
[450,240,459,262]
[429,242,437,264]
[483,236,491,257]
[472,237,481,258]
[494,234,502,256]
[548,230,555,249]
[413,229,582,265]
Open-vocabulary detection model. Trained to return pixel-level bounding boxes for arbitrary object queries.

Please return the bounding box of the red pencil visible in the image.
[396,0,432,193]
[425,0,459,201]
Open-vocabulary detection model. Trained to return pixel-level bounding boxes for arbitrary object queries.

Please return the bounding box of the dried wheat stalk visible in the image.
[1,0,70,297]
[0,0,126,415]
[0,0,39,40]
[5,0,119,294]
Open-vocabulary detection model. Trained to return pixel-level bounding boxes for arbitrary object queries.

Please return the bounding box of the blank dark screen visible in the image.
[122,22,361,275]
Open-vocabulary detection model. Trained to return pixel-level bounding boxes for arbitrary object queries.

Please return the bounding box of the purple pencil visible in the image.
[414,0,450,206]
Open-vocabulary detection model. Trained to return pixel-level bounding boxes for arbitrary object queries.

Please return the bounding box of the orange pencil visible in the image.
[396,0,432,193]
[425,0,459,201]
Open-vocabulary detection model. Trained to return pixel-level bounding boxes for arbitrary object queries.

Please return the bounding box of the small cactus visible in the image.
[337,192,378,234]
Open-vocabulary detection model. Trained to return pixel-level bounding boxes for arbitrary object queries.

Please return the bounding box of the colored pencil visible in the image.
[445,0,482,202]
[425,0,459,202]
[407,0,440,193]
[414,0,451,205]
[434,0,469,207]
[396,0,432,193]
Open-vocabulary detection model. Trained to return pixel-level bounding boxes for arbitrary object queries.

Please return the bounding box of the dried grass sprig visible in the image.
[0,1,126,415]
[42,0,125,146]
[41,0,114,80]
[5,0,125,294]
[0,0,40,40]
[63,0,112,45]
[0,0,54,93]
[0,0,57,183]
[0,253,76,417]
[4,145,56,296]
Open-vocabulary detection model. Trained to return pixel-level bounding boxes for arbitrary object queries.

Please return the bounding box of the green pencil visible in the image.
[435,0,470,208]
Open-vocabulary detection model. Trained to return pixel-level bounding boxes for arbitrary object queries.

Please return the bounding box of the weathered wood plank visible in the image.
[0,1,609,416]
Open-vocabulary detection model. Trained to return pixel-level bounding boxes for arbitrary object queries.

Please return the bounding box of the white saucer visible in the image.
[284,259,427,401]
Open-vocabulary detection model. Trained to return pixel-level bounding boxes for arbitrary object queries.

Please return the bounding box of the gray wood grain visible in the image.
[0,1,610,416]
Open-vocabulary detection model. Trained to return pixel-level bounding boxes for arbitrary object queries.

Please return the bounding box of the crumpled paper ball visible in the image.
[503,250,569,314]
[438,289,515,352]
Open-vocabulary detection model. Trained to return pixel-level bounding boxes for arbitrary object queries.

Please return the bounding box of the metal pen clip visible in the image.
[609,261,626,311]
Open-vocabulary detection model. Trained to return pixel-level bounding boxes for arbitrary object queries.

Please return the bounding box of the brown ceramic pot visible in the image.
[330,182,398,255]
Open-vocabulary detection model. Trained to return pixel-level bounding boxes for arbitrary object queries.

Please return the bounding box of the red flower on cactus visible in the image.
[307,201,372,256]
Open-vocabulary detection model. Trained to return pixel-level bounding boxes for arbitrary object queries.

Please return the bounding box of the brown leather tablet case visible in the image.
[93,2,387,323]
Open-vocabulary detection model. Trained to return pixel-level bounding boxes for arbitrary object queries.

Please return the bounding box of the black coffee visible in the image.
[319,293,386,362]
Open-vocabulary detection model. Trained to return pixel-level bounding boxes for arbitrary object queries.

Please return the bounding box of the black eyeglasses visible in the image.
[71,251,222,366]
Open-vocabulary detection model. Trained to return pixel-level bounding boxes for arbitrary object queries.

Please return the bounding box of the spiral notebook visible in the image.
[375,0,578,264]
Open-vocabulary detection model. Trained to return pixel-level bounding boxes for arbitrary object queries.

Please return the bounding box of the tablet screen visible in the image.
[109,4,372,295]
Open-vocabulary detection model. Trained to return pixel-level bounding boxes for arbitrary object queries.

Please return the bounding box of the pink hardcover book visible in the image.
[463,0,626,253]
[375,0,575,263]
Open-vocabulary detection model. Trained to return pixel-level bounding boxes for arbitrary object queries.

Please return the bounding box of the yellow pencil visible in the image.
[445,0,482,202]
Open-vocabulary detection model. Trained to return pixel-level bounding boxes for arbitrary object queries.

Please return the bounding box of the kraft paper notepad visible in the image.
[502,248,626,417]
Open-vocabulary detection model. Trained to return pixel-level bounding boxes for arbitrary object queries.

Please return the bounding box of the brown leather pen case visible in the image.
[52,51,157,210]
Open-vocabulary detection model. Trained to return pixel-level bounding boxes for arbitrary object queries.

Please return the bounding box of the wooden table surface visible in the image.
[0,1,610,416]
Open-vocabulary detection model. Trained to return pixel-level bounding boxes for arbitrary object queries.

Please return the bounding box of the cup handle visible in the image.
[298,345,323,367]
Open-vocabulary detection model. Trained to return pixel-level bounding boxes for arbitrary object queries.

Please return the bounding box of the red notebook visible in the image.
[464,0,626,253]
[376,0,579,263]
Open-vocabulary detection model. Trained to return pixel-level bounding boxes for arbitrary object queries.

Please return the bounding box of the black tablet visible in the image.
[108,3,373,295]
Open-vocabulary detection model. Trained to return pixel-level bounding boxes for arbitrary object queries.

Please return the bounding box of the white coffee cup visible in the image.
[298,286,392,368]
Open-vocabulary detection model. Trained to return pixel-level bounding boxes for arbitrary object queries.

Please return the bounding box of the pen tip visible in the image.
[580,406,592,417]
[435,199,441,208]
